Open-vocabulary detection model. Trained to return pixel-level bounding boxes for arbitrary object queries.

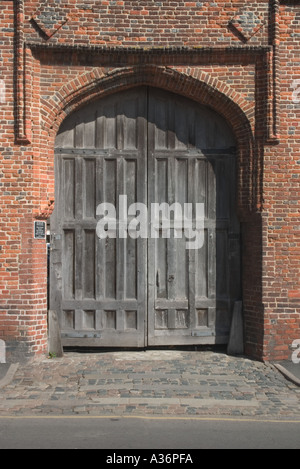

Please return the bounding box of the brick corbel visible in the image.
[35,200,55,221]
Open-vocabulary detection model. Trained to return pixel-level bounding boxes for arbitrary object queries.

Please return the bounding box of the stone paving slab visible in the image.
[0,364,19,390]
[0,364,10,381]
[0,350,299,418]
[275,361,300,387]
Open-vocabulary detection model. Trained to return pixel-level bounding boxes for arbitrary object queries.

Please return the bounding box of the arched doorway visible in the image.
[51,86,241,347]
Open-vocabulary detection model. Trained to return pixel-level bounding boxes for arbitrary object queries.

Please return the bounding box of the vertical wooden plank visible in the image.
[96,155,104,301]
[176,235,188,298]
[105,238,117,299]
[167,156,176,302]
[196,229,208,298]
[156,238,167,299]
[208,307,216,329]
[117,112,125,151]
[116,157,125,301]
[95,310,103,330]
[175,158,188,300]
[75,156,83,221]
[187,107,196,149]
[103,155,117,297]
[175,157,188,212]
[95,108,105,149]
[156,158,168,204]
[74,121,84,148]
[167,309,176,330]
[195,158,208,299]
[136,87,148,347]
[147,90,157,342]
[75,227,83,301]
[195,109,208,150]
[104,158,117,206]
[207,228,216,302]
[63,158,75,220]
[174,100,188,149]
[196,159,207,213]
[117,310,125,332]
[84,158,96,218]
[55,126,74,148]
[83,230,96,299]
[167,96,176,150]
[74,153,84,304]
[63,230,75,300]
[155,310,168,330]
[125,212,137,300]
[126,237,137,299]
[105,103,117,149]
[176,310,189,329]
[124,159,138,298]
[188,157,196,331]
[155,158,168,299]
[124,97,138,150]
[74,309,83,331]
[50,154,63,315]
[125,159,137,207]
[84,112,96,148]
[154,97,167,150]
[207,156,217,306]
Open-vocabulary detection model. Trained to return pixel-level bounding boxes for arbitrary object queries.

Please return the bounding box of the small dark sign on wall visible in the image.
[34,221,46,240]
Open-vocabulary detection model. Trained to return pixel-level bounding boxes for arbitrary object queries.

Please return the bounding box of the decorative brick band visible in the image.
[15,0,31,144]
[268,0,281,143]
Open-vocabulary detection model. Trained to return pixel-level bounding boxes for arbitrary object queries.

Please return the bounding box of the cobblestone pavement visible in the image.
[0,350,300,418]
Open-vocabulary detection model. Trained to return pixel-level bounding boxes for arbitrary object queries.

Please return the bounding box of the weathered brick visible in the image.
[0,0,299,362]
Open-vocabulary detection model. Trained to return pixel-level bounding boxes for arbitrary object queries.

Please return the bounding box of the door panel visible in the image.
[147,88,239,345]
[52,86,241,348]
[52,88,147,347]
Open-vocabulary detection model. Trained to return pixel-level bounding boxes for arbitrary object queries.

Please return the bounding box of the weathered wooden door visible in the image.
[51,87,241,348]
[147,89,240,345]
[52,88,147,347]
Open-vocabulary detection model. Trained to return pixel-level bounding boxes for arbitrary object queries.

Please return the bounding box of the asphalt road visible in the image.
[0,416,299,450]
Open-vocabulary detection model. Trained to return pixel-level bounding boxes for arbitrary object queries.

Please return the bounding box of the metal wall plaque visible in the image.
[34,221,46,240]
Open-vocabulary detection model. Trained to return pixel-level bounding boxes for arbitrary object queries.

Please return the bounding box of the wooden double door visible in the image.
[51,87,241,347]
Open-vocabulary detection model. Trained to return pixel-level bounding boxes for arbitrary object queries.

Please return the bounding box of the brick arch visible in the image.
[45,65,257,212]
[46,65,254,139]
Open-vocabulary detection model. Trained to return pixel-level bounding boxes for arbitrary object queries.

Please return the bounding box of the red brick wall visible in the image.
[261,1,300,360]
[0,0,299,361]
[0,1,48,361]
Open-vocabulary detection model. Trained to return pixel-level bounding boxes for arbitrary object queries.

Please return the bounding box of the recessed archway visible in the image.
[51,86,243,348]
